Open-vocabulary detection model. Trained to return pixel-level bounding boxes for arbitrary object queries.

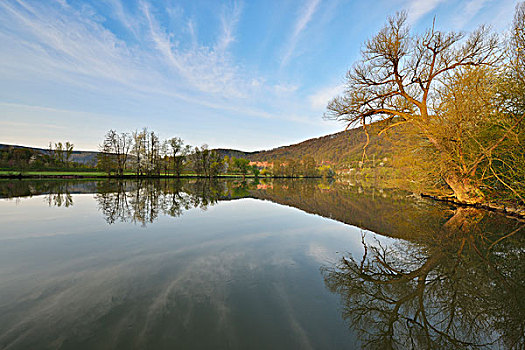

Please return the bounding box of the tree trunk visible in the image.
[443,207,485,232]
[444,174,485,204]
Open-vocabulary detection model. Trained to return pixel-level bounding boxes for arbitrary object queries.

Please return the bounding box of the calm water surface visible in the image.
[0,179,523,349]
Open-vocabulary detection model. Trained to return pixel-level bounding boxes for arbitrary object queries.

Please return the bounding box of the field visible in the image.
[0,171,266,178]
[0,171,123,177]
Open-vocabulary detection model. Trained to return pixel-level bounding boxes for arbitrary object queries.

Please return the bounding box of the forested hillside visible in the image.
[216,124,393,167]
[0,144,98,167]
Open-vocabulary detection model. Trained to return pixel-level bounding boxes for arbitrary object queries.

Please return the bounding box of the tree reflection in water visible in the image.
[94,179,227,225]
[44,182,73,208]
[1,178,523,348]
[322,207,524,349]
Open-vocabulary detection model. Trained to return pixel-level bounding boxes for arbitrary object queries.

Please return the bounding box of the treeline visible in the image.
[0,142,81,170]
[97,128,218,177]
[247,129,393,167]
[96,128,335,178]
[267,157,333,178]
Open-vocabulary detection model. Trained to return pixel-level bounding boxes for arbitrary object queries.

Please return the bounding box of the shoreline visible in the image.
[420,193,525,220]
[2,172,523,219]
[0,173,326,180]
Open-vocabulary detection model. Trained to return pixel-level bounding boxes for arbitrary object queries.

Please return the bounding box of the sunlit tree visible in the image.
[326,12,510,203]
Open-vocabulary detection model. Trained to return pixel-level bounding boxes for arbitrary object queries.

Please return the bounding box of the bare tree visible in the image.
[54,142,64,164]
[98,130,131,176]
[326,12,505,203]
[512,2,525,84]
[64,142,74,167]
[191,145,224,177]
[167,137,190,177]
[132,129,147,176]
[146,130,160,176]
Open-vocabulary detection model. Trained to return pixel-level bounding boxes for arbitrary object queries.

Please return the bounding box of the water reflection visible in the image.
[0,179,523,349]
[0,178,446,235]
[0,179,363,349]
[45,190,73,208]
[322,207,524,349]
[94,179,245,225]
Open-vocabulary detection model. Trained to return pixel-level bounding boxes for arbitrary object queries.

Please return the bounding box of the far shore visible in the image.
[0,171,326,180]
[2,170,523,219]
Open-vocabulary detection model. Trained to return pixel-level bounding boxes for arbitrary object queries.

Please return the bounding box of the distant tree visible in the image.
[223,155,230,173]
[49,141,74,167]
[99,130,131,176]
[209,151,225,177]
[191,145,207,176]
[167,137,190,177]
[131,129,147,175]
[191,145,223,177]
[64,141,74,167]
[251,165,260,178]
[286,158,298,177]
[318,165,335,178]
[48,142,54,165]
[145,130,160,176]
[272,159,286,177]
[97,140,115,175]
[233,157,251,180]
[54,142,64,165]
[260,168,270,177]
[301,156,318,177]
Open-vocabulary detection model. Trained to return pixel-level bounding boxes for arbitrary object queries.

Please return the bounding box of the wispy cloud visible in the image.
[405,0,447,25]
[0,0,317,126]
[106,0,139,37]
[281,0,321,67]
[452,0,491,29]
[308,83,344,110]
[141,0,251,98]
[215,1,243,53]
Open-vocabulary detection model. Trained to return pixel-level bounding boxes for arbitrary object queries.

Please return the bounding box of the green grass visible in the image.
[0,170,107,176]
[0,171,321,179]
[0,171,243,177]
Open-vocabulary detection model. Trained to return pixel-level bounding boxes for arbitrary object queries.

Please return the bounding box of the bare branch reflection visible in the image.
[44,183,73,208]
[322,208,525,349]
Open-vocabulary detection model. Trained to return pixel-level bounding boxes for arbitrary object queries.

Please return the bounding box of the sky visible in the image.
[0,0,520,151]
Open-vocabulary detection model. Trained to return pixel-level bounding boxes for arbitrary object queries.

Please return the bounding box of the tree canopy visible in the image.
[327,8,525,205]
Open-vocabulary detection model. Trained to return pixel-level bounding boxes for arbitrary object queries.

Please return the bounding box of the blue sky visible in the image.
[0,0,520,151]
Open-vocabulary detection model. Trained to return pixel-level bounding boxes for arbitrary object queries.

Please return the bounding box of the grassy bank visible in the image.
[0,170,325,179]
[0,171,110,176]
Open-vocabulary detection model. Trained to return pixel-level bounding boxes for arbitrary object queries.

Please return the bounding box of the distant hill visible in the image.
[0,144,99,166]
[2,125,392,168]
[216,125,393,167]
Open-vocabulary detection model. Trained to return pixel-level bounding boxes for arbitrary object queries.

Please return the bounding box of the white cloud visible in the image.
[215,1,243,53]
[274,83,299,94]
[452,0,491,29]
[0,0,339,152]
[138,0,260,100]
[0,0,258,101]
[405,0,447,25]
[471,0,517,32]
[308,83,345,110]
[281,0,321,67]
[0,1,311,120]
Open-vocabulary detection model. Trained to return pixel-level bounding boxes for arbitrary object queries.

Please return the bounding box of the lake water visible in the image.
[0,179,523,349]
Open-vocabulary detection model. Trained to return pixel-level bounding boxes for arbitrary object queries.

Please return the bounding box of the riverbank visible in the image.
[339,171,525,220]
[0,171,326,180]
[421,193,525,220]
[2,171,522,219]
